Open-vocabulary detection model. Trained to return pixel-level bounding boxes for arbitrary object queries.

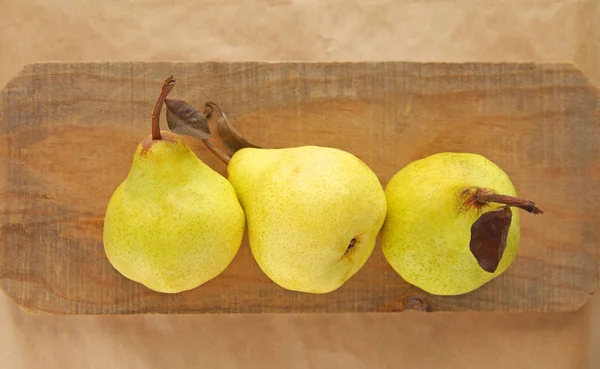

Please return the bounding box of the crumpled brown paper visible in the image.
[0,0,598,368]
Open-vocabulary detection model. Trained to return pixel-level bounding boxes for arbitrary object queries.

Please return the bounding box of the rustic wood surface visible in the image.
[0,62,598,314]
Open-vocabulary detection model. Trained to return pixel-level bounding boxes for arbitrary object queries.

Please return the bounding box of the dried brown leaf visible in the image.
[165,98,211,139]
[469,206,513,273]
[208,102,260,156]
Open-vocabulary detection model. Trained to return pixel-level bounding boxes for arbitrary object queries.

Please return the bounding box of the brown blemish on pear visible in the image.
[343,237,357,259]
[462,187,544,273]
[346,238,357,252]
[342,235,363,263]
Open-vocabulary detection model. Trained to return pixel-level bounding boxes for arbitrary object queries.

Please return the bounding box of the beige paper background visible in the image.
[1,1,599,368]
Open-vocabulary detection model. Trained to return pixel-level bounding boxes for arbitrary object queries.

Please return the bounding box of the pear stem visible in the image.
[202,138,231,164]
[200,103,232,165]
[472,188,544,214]
[151,76,177,140]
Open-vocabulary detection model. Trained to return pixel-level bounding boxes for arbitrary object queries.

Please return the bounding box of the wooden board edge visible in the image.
[0,287,594,316]
[1,59,595,86]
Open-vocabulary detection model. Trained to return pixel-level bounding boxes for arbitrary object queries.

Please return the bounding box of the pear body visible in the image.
[381,152,520,295]
[228,146,387,294]
[103,133,245,293]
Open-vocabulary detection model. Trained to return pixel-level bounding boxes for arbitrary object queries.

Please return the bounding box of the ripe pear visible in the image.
[226,145,387,294]
[103,77,245,294]
[381,152,543,296]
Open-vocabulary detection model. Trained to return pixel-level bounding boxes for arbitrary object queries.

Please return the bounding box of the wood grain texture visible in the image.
[0,61,598,314]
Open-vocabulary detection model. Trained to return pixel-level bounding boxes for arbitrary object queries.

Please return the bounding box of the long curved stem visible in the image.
[151,76,176,140]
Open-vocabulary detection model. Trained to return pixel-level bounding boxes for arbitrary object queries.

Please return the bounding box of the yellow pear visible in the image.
[227,145,387,293]
[103,77,245,294]
[381,152,543,296]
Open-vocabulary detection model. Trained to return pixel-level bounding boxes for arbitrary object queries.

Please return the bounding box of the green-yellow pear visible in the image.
[103,77,245,294]
[381,152,543,296]
[227,145,387,294]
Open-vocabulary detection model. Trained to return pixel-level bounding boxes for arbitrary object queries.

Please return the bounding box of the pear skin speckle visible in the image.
[381,152,520,296]
[103,133,245,293]
[228,146,387,294]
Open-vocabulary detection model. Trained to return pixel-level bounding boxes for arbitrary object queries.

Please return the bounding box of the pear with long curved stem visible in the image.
[102,76,245,294]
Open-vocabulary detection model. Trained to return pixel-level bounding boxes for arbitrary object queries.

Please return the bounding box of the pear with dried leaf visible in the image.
[381,152,543,296]
[102,77,245,294]
[169,103,387,294]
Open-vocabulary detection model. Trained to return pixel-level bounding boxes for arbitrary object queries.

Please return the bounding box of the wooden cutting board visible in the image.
[0,62,598,314]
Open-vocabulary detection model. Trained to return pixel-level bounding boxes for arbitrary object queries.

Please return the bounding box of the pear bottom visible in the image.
[103,181,245,294]
[248,228,381,294]
[381,152,521,296]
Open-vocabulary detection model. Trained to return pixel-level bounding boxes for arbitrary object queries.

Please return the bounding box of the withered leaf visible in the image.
[469,206,512,273]
[165,98,211,139]
[214,106,261,156]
